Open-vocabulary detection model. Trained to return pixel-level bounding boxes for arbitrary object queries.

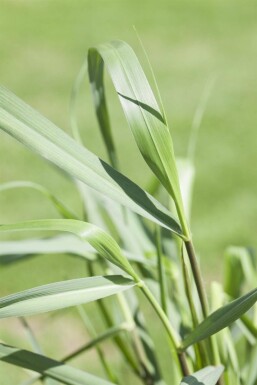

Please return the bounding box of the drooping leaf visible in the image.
[0,343,115,385]
[180,365,224,385]
[0,275,135,318]
[181,287,257,349]
[0,86,182,237]
[0,219,135,276]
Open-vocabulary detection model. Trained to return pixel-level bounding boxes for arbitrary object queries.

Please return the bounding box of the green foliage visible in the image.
[0,39,255,385]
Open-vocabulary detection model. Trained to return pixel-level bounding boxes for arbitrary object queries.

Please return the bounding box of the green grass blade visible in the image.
[246,344,257,385]
[224,246,256,298]
[88,41,188,236]
[0,343,115,385]
[0,181,78,220]
[23,323,131,385]
[0,234,153,268]
[0,275,135,318]
[180,365,224,385]
[176,159,195,222]
[0,234,96,264]
[0,86,182,237]
[0,219,136,276]
[181,287,257,349]
[20,318,55,385]
[87,52,118,168]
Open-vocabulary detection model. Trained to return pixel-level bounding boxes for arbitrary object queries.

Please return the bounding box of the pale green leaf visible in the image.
[88,41,183,210]
[180,365,224,385]
[0,275,135,318]
[0,343,114,385]
[0,219,135,276]
[88,41,190,237]
[0,234,95,263]
[0,234,153,267]
[20,323,131,385]
[181,287,257,349]
[0,86,182,237]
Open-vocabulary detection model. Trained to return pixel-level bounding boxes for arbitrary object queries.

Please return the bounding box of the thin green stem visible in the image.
[22,324,128,385]
[180,248,199,328]
[180,248,206,368]
[184,240,222,373]
[155,226,168,314]
[63,322,131,363]
[96,289,140,374]
[87,262,141,376]
[184,240,209,318]
[116,292,151,374]
[77,305,120,384]
[139,280,190,376]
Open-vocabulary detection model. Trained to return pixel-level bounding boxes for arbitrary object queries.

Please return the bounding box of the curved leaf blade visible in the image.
[0,343,115,385]
[0,219,135,276]
[0,275,135,318]
[181,287,257,349]
[88,41,188,234]
[0,234,96,264]
[0,86,182,237]
[180,365,224,385]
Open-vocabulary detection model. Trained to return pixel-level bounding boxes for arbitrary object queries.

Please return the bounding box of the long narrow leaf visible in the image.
[88,41,192,241]
[0,234,95,264]
[0,343,114,385]
[19,323,131,385]
[0,275,135,318]
[88,41,184,217]
[0,235,153,268]
[181,287,257,349]
[0,219,135,276]
[180,365,224,385]
[0,86,182,237]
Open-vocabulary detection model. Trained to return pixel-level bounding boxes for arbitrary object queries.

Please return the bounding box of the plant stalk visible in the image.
[155,226,168,314]
[184,240,209,318]
[139,280,190,376]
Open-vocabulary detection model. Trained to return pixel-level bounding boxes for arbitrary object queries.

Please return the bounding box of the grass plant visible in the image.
[0,40,256,385]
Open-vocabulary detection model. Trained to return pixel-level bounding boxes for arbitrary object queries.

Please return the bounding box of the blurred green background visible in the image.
[0,0,256,382]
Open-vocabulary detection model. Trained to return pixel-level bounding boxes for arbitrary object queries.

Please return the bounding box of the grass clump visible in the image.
[0,40,256,385]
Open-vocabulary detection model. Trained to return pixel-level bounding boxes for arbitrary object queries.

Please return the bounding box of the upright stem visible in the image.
[184,240,209,318]
[155,226,168,314]
[175,196,222,383]
[184,240,222,373]
[139,281,190,376]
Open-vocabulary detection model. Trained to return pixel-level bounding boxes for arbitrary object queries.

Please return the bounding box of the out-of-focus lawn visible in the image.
[0,0,256,383]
